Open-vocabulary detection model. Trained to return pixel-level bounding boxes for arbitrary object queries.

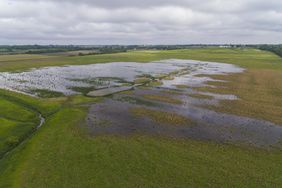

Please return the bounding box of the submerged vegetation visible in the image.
[118,96,160,107]
[175,84,190,89]
[130,107,193,125]
[142,94,183,104]
[197,70,282,125]
[31,89,65,98]
[188,93,214,100]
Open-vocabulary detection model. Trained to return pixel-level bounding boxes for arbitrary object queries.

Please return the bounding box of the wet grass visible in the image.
[70,77,128,85]
[119,90,134,95]
[131,107,193,125]
[31,89,65,98]
[69,77,132,95]
[147,80,163,87]
[1,107,281,187]
[188,93,214,100]
[197,70,282,125]
[143,94,183,105]
[0,48,282,187]
[134,77,151,84]
[69,86,97,95]
[118,96,160,107]
[175,84,190,89]
[163,89,184,95]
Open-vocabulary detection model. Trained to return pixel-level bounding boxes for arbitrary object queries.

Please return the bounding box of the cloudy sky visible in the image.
[0,0,282,44]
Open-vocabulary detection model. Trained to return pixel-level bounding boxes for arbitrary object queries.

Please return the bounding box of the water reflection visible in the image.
[0,59,244,96]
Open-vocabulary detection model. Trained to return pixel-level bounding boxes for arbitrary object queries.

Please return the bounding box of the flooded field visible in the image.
[0,59,243,96]
[1,58,281,148]
[87,86,282,149]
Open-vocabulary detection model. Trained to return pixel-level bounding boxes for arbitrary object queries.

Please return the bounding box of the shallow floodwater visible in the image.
[87,88,282,149]
[0,59,244,96]
[1,59,281,148]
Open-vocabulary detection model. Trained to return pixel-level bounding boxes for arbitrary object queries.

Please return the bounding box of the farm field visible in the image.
[0,48,281,187]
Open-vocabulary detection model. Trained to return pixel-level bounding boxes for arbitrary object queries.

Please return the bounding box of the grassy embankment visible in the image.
[0,48,281,187]
[0,89,64,158]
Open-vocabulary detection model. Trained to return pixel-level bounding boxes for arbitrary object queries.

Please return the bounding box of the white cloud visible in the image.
[0,0,281,44]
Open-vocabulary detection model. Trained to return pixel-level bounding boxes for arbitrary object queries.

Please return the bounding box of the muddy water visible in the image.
[0,59,243,96]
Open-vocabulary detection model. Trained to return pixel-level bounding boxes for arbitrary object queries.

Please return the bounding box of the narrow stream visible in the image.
[0,112,45,159]
[37,113,45,129]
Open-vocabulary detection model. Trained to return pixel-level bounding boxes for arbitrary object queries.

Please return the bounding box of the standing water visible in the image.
[0,59,244,96]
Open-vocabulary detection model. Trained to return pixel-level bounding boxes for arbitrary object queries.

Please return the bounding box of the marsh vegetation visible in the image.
[0,48,281,187]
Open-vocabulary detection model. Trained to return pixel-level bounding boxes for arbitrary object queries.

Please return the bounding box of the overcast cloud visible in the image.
[0,0,281,44]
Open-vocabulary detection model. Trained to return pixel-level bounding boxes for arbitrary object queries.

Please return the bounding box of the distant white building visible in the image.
[219,45,232,48]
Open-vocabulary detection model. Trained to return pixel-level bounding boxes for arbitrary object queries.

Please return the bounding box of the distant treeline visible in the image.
[0,45,79,53]
[255,45,282,57]
[0,45,128,55]
[1,44,282,57]
[0,44,240,55]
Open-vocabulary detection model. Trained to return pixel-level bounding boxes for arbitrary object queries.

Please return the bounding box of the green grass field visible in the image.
[1,48,281,72]
[0,48,281,187]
